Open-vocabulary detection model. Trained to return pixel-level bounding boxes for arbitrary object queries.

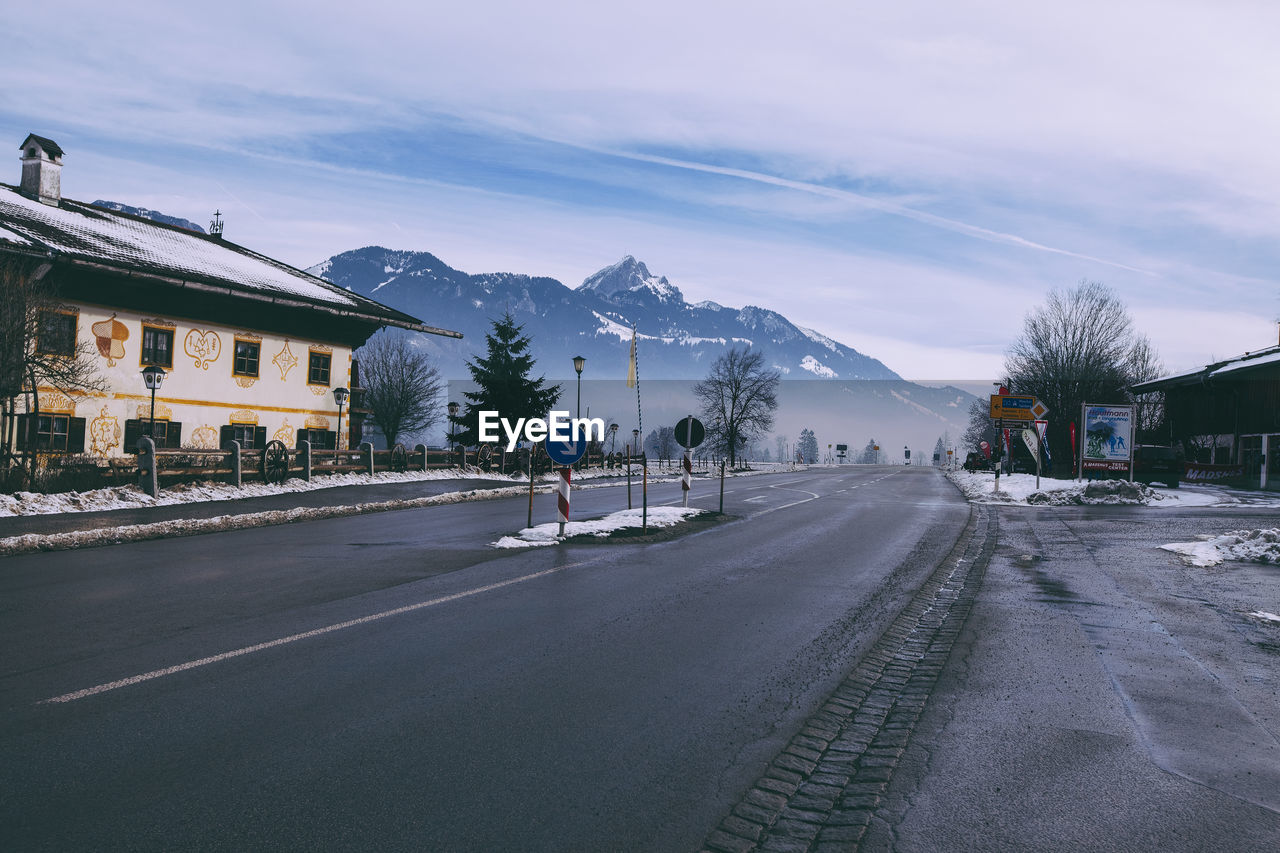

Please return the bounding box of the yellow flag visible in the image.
[626,327,637,388]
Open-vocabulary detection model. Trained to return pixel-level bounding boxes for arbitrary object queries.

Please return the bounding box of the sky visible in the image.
[3,1,1278,381]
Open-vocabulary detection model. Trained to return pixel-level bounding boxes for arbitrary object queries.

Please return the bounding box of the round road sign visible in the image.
[545,435,587,466]
[675,416,705,449]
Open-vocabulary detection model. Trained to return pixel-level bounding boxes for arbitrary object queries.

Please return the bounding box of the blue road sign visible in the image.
[545,435,587,466]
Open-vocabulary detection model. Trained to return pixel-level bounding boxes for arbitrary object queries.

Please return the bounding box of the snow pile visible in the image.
[492,507,705,548]
[947,471,1158,506]
[0,467,626,517]
[1161,528,1280,567]
[1249,610,1280,624]
[0,485,531,558]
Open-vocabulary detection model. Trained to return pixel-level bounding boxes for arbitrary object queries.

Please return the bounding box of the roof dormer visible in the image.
[19,133,64,206]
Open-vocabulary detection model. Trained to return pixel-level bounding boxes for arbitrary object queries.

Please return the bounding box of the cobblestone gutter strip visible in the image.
[702,505,996,853]
[0,486,535,558]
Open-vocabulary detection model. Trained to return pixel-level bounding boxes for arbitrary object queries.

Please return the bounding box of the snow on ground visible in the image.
[492,507,705,548]
[0,467,516,516]
[0,485,533,558]
[0,463,786,518]
[1250,611,1280,624]
[1160,529,1280,567]
[946,470,1272,508]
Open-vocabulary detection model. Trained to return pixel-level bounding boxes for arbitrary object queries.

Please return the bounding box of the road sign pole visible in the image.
[527,444,535,529]
[557,466,570,536]
[642,465,648,532]
[719,460,725,513]
[626,444,632,509]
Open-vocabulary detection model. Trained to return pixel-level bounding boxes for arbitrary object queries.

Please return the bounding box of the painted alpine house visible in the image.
[1,133,460,463]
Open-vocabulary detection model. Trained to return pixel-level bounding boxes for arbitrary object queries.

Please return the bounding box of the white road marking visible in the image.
[42,560,591,705]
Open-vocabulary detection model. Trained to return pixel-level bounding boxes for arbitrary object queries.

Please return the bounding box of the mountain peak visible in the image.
[577,256,683,305]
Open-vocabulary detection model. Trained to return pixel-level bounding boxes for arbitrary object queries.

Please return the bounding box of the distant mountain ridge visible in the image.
[308,247,899,383]
[91,200,206,234]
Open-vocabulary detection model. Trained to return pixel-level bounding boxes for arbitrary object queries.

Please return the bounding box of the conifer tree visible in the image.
[798,428,819,464]
[449,313,561,447]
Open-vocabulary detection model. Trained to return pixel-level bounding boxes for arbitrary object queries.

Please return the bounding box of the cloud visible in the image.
[2,0,1277,379]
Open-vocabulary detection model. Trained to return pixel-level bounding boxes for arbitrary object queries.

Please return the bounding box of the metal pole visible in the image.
[719,460,725,513]
[148,385,157,439]
[642,465,648,532]
[527,444,535,529]
[626,444,632,509]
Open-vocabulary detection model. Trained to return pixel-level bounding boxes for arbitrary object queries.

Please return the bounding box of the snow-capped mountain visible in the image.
[310,247,976,450]
[90,200,206,234]
[309,247,898,383]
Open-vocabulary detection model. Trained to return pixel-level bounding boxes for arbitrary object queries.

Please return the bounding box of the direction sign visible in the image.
[990,394,1036,422]
[675,416,705,449]
[544,435,587,466]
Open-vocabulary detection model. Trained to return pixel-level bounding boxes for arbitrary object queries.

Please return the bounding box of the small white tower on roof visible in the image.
[19,134,63,206]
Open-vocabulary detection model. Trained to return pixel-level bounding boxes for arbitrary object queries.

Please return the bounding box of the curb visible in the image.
[701,505,997,852]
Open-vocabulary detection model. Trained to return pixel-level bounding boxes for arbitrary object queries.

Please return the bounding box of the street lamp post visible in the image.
[333,386,349,451]
[572,355,585,420]
[447,401,460,464]
[608,422,619,459]
[141,365,166,441]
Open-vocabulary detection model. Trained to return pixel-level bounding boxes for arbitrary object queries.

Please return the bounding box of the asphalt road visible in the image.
[0,465,970,851]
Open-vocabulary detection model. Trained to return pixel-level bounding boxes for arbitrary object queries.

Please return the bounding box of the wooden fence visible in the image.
[129,439,711,496]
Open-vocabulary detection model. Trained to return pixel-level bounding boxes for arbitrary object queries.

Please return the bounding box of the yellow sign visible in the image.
[990,394,1036,422]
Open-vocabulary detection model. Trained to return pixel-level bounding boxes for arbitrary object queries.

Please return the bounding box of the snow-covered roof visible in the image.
[0,184,458,337]
[1132,344,1280,393]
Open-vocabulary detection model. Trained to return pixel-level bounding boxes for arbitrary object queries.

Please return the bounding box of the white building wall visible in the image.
[27,301,354,457]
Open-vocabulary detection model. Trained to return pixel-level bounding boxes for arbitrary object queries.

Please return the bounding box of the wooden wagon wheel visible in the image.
[261,439,290,484]
[390,443,409,473]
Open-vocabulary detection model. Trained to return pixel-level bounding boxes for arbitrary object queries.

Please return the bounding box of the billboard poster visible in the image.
[1080,404,1134,473]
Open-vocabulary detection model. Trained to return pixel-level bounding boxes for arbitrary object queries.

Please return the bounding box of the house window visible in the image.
[37,311,77,356]
[123,418,184,450]
[141,326,174,367]
[220,423,266,450]
[296,428,335,450]
[21,413,86,453]
[308,351,332,386]
[233,339,261,377]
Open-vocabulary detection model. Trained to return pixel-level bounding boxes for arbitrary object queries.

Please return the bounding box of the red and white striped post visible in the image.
[681,450,693,507]
[557,466,571,536]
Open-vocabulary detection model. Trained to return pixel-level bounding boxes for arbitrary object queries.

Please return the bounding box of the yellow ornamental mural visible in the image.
[89,406,120,457]
[91,314,128,365]
[183,329,221,369]
[135,403,173,420]
[273,419,295,446]
[272,340,298,381]
[190,426,218,449]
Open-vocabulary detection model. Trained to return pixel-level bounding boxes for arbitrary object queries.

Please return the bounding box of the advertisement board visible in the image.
[1080,404,1134,474]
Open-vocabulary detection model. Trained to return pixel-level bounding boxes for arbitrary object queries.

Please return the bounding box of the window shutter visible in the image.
[220,425,235,449]
[68,417,87,453]
[123,419,143,453]
[254,426,267,449]
[165,421,183,449]
[16,414,33,450]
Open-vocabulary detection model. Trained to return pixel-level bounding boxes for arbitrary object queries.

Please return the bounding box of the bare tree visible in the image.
[1,256,106,475]
[357,331,445,448]
[961,398,999,455]
[644,425,677,461]
[693,347,780,467]
[1004,280,1162,465]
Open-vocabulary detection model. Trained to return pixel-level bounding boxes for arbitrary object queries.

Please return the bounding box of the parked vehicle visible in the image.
[1133,445,1182,488]
[963,451,990,472]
